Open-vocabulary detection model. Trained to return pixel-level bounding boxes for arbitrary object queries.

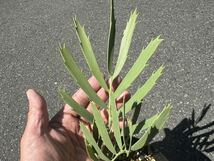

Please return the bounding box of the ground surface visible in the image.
[0,0,213,161]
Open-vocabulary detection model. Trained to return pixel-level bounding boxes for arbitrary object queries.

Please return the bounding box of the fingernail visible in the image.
[26,89,34,99]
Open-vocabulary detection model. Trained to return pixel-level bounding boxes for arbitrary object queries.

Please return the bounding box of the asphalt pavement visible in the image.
[0,0,213,160]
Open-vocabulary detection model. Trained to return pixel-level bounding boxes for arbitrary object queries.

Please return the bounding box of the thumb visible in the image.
[25,89,49,136]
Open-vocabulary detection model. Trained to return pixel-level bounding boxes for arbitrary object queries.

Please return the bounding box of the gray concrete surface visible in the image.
[0,0,213,160]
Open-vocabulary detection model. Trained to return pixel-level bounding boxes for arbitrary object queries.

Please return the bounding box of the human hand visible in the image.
[20,76,130,161]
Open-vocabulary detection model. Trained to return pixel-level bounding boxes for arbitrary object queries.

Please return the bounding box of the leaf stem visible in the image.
[108,78,113,127]
[112,150,124,161]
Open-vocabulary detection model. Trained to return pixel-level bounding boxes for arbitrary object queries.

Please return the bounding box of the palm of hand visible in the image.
[20,91,90,161]
[20,77,128,161]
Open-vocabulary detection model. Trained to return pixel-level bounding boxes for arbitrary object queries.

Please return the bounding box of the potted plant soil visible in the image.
[59,0,172,160]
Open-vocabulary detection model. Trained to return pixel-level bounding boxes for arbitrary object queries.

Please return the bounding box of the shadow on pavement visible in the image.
[152,104,214,161]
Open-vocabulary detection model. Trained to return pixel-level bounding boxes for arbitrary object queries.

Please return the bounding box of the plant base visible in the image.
[116,145,168,161]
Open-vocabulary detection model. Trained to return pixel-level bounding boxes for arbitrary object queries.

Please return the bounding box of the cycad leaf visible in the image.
[112,9,138,79]
[60,44,106,108]
[92,104,117,154]
[80,123,110,161]
[109,91,123,150]
[131,104,172,151]
[114,36,163,97]
[59,90,93,123]
[107,0,116,75]
[122,65,165,114]
[73,18,108,91]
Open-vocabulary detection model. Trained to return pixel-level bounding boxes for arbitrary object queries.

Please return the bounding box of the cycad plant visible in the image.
[59,0,171,161]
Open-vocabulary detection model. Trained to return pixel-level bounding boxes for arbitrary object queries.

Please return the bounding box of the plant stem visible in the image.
[112,150,124,161]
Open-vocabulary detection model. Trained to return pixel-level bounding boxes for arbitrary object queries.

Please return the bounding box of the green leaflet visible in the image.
[122,65,165,114]
[59,90,93,123]
[136,114,159,134]
[127,103,142,151]
[59,44,106,108]
[131,102,142,125]
[153,104,172,130]
[114,36,163,97]
[127,119,133,153]
[80,123,110,161]
[129,121,144,136]
[109,91,123,150]
[85,140,99,161]
[107,0,116,75]
[73,18,108,91]
[92,104,117,154]
[131,104,172,151]
[92,120,99,142]
[112,10,138,80]
[131,126,151,151]
[122,97,128,150]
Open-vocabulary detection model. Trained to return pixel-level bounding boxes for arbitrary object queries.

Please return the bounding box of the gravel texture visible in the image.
[0,0,213,160]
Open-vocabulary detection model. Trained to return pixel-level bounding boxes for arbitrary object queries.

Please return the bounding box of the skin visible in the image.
[20,76,130,161]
